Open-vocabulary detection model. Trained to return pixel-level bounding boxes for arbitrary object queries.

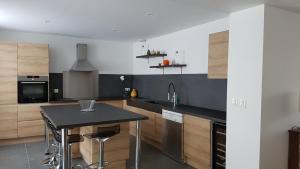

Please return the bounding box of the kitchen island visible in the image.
[40,103,148,169]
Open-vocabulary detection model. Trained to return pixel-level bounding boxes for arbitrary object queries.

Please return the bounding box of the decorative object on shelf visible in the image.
[174,50,186,64]
[149,64,187,74]
[136,53,167,58]
[151,50,156,55]
[136,51,168,64]
[163,59,170,66]
[131,88,138,98]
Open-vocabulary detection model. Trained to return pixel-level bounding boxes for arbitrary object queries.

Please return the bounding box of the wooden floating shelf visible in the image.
[149,64,187,68]
[136,54,167,58]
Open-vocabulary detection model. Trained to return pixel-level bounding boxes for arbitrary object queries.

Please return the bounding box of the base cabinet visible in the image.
[124,101,213,169]
[0,105,18,139]
[18,120,44,138]
[184,114,212,169]
[17,103,49,138]
[80,123,129,169]
[123,101,164,149]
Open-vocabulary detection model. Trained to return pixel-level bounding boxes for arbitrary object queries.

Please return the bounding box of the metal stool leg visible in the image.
[98,139,105,169]
[68,144,72,168]
[44,124,50,155]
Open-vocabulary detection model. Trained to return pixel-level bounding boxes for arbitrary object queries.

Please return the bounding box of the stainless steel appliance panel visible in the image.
[162,109,184,163]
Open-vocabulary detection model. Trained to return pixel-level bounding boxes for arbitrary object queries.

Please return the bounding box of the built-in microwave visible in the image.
[18,76,49,103]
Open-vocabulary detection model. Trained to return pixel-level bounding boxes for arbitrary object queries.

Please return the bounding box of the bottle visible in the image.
[174,50,180,64]
[131,89,138,98]
[147,49,151,56]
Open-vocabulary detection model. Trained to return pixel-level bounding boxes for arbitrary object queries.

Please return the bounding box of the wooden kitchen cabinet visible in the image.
[18,120,44,138]
[18,103,48,121]
[123,101,165,149]
[123,103,156,140]
[208,30,229,79]
[18,43,49,76]
[17,103,49,138]
[184,114,212,169]
[0,105,18,139]
[0,43,18,105]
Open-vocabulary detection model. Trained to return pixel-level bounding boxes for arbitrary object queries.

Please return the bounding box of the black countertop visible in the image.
[127,98,226,123]
[41,103,148,130]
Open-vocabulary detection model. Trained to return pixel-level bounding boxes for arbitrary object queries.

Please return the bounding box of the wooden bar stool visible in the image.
[84,124,121,169]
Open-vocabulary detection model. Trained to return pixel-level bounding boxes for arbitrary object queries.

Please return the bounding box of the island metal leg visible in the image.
[44,123,50,155]
[61,128,69,169]
[135,120,141,169]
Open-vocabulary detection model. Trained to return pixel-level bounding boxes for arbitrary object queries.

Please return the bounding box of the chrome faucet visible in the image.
[168,82,177,108]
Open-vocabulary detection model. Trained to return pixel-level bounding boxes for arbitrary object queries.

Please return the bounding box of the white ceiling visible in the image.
[0,0,299,41]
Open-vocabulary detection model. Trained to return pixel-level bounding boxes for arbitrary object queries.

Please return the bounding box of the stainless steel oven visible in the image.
[18,76,49,103]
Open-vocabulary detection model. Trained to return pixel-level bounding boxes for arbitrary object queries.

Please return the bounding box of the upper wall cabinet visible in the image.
[208,31,229,79]
[18,43,49,76]
[0,43,18,105]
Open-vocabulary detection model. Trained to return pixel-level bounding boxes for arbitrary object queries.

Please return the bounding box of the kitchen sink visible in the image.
[145,100,180,109]
[145,100,161,104]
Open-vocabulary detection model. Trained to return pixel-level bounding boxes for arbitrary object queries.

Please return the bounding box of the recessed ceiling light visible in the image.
[112,28,120,32]
[145,12,153,16]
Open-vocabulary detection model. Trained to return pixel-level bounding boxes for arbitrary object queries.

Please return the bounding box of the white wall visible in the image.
[132,18,229,74]
[226,5,265,169]
[0,30,133,74]
[260,6,300,169]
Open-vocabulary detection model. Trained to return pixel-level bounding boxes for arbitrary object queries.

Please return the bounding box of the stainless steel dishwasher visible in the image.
[161,109,184,163]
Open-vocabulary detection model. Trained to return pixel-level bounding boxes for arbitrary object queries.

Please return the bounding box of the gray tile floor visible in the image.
[0,137,192,169]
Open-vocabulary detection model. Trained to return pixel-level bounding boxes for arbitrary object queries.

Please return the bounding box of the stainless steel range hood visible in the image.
[63,43,99,99]
[70,44,97,71]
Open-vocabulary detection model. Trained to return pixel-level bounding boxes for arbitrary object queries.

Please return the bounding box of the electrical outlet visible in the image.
[54,89,59,94]
[231,97,247,108]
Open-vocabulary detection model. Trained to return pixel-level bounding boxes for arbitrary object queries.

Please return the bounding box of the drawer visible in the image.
[18,120,44,137]
[18,104,48,121]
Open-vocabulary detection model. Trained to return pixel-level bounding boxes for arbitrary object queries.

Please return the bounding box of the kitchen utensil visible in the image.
[79,100,95,112]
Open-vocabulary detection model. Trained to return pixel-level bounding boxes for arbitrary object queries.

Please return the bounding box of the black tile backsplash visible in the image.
[49,73,63,101]
[98,74,133,97]
[49,73,227,111]
[132,74,227,111]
